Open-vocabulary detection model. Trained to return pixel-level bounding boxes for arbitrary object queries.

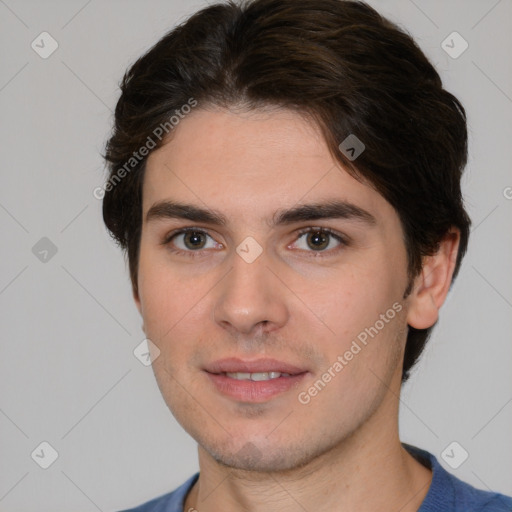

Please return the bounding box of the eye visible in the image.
[291,227,347,254]
[161,226,347,259]
[162,228,222,256]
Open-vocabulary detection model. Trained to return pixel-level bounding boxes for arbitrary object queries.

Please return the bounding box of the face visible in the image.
[135,107,412,472]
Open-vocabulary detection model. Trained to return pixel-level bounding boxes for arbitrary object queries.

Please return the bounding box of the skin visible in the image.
[134,107,460,512]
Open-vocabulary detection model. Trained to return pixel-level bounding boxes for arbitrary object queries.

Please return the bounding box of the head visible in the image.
[102,0,470,471]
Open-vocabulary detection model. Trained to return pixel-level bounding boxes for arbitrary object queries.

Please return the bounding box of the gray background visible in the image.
[1,0,511,510]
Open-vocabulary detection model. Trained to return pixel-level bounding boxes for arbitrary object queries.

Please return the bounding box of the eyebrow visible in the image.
[145,199,376,227]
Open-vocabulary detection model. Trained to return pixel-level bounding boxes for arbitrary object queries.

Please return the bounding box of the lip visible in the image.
[204,357,307,375]
[204,357,308,403]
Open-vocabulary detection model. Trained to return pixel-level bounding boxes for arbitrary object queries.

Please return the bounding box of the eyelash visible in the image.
[161,226,348,259]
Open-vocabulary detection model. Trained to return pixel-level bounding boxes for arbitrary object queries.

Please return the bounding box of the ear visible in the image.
[406,229,461,330]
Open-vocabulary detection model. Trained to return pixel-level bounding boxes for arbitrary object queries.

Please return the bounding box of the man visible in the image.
[102,0,512,510]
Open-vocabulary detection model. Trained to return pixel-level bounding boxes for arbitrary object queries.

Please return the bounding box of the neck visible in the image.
[184,378,432,512]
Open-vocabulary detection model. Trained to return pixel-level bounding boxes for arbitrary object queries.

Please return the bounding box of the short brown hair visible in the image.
[102,0,471,382]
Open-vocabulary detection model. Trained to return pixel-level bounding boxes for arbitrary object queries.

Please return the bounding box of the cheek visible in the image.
[307,262,404,344]
[137,252,218,366]
[137,252,190,340]
[294,295,406,429]
[303,258,407,393]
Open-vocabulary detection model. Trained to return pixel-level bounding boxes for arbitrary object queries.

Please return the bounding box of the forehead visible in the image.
[143,108,394,225]
[147,107,329,177]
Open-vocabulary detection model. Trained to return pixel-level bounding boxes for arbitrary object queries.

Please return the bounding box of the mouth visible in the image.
[203,358,309,403]
[220,371,293,381]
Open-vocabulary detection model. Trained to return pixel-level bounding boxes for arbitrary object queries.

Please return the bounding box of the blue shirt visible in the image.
[119,444,512,511]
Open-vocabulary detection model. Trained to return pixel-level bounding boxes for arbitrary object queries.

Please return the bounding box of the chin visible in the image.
[200,434,331,474]
[213,449,304,473]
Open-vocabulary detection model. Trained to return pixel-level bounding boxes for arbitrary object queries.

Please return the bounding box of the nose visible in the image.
[213,247,289,337]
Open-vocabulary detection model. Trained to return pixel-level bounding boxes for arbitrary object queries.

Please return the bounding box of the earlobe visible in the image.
[406,229,460,330]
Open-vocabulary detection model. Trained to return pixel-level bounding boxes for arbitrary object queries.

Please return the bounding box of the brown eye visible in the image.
[183,231,207,250]
[292,227,346,255]
[163,228,220,255]
[305,230,330,251]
